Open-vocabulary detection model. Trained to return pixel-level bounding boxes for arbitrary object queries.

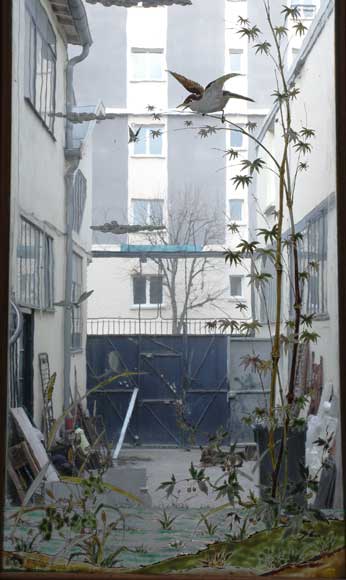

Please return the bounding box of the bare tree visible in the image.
[137,191,227,334]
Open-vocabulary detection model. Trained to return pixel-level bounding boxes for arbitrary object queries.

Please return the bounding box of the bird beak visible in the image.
[177,102,188,110]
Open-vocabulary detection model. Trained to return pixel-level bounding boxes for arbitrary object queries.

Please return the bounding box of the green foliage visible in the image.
[152,112,162,121]
[237,239,260,254]
[237,24,261,41]
[245,121,258,132]
[235,302,248,312]
[293,21,308,37]
[150,129,162,140]
[254,41,271,55]
[157,474,177,498]
[274,25,288,39]
[199,514,218,536]
[232,174,253,189]
[224,249,243,266]
[158,509,177,530]
[257,225,278,244]
[228,222,241,234]
[241,158,265,175]
[224,148,239,160]
[294,140,312,155]
[247,272,272,289]
[281,5,301,20]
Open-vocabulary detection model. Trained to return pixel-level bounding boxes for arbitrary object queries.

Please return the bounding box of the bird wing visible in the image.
[205,73,241,92]
[167,70,204,96]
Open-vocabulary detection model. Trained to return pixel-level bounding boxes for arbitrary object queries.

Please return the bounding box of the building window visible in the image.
[132,199,164,226]
[229,199,244,222]
[230,129,244,149]
[296,211,328,316]
[17,218,54,310]
[229,49,243,74]
[71,253,83,349]
[131,48,164,81]
[24,0,56,133]
[133,275,163,306]
[230,276,244,298]
[291,1,317,19]
[132,126,163,156]
[72,170,87,233]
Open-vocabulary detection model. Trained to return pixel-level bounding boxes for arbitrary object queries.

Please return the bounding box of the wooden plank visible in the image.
[10,407,59,482]
[112,388,139,460]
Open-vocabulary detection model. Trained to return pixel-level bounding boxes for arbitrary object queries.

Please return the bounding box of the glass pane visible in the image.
[230,50,242,73]
[149,127,163,155]
[150,276,163,303]
[132,199,148,224]
[149,200,163,224]
[131,51,146,80]
[6,0,345,576]
[230,128,244,148]
[148,51,164,80]
[133,276,146,304]
[229,199,243,221]
[230,275,243,297]
[133,127,147,154]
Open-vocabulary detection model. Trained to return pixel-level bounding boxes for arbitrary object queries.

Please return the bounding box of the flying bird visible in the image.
[128,125,141,143]
[168,71,254,120]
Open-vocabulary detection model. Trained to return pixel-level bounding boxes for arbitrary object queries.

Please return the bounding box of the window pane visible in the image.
[133,127,147,154]
[230,275,242,297]
[148,51,163,80]
[230,129,243,148]
[149,129,163,155]
[150,276,163,304]
[133,276,146,304]
[230,50,242,73]
[133,200,148,225]
[229,199,243,221]
[149,200,163,225]
[131,51,146,80]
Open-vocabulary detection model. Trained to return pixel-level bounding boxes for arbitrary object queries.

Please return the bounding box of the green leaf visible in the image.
[240,158,265,175]
[232,174,253,189]
[150,129,162,140]
[300,127,316,140]
[281,5,301,20]
[237,239,260,254]
[224,250,243,266]
[224,148,239,160]
[254,41,271,55]
[294,21,308,37]
[274,25,288,39]
[61,476,143,504]
[237,25,261,41]
[235,302,248,312]
[257,225,278,244]
[228,222,240,234]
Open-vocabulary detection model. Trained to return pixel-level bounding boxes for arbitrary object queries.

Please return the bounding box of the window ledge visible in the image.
[229,297,246,302]
[312,313,330,322]
[130,79,166,83]
[24,98,56,142]
[130,304,165,310]
[130,155,166,159]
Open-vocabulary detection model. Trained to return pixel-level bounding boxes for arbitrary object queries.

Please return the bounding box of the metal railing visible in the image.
[87,317,239,336]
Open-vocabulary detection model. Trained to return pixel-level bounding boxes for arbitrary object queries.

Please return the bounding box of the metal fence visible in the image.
[87,317,238,336]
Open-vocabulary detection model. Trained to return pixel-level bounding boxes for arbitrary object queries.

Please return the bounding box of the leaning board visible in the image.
[10,407,59,483]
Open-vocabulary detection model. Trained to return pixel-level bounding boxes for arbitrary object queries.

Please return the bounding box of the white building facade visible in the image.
[10,0,94,426]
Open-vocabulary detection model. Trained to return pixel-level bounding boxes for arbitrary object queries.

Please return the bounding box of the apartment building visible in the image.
[73,0,319,333]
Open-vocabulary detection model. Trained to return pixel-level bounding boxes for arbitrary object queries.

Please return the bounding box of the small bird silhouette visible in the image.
[128,125,141,143]
[168,71,254,120]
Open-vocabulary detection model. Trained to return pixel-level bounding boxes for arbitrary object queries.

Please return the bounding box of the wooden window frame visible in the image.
[0,1,346,579]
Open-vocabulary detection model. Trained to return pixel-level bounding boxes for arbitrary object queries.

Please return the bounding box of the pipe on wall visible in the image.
[63,1,92,410]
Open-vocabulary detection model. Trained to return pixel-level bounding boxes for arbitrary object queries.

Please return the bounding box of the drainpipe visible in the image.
[63,1,92,411]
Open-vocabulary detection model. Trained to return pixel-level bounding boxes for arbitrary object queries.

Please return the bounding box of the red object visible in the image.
[65,416,74,431]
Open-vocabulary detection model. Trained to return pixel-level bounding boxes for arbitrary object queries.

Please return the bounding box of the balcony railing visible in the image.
[87,317,241,336]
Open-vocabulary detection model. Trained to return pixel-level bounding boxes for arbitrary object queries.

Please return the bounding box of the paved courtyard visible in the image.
[117,447,259,507]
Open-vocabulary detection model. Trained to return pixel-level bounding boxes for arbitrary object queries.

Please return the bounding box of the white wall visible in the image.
[11,0,93,425]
